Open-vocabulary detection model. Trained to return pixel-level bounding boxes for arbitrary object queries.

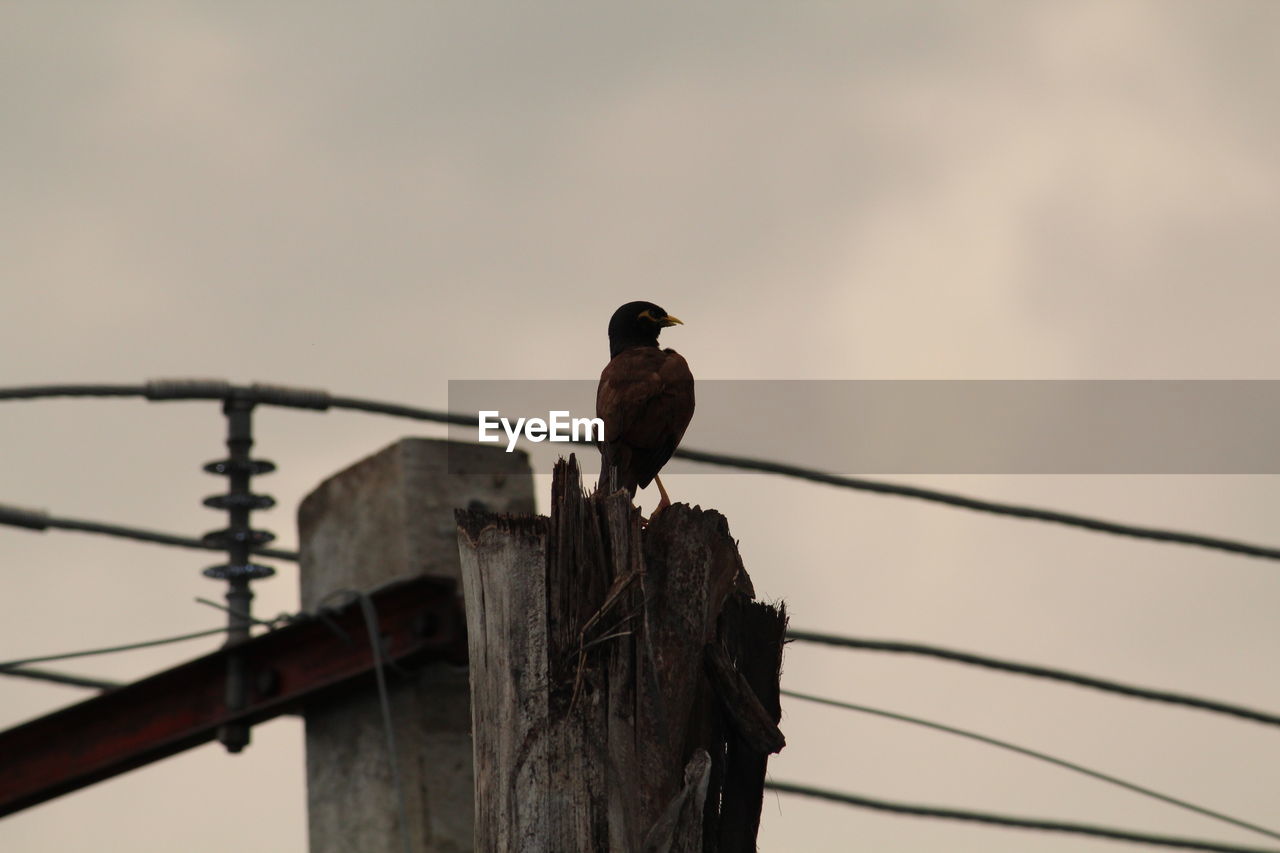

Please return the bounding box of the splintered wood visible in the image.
[455,456,786,853]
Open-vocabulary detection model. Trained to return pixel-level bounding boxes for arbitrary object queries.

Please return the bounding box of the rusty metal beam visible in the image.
[0,576,466,817]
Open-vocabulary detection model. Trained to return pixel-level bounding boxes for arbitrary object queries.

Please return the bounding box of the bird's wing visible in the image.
[596,347,695,490]
[655,349,695,449]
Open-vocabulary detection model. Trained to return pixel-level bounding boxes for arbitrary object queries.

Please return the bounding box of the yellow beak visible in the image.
[661,314,683,327]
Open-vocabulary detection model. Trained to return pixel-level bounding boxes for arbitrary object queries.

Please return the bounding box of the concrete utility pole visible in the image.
[299,438,534,853]
[456,457,786,853]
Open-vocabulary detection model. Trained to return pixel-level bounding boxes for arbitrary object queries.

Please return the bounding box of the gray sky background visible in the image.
[3,2,1279,851]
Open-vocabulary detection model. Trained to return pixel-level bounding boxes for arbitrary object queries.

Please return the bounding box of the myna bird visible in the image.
[596,301,695,516]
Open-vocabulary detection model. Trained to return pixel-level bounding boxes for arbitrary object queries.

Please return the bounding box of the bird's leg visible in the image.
[638,478,673,528]
[652,475,672,517]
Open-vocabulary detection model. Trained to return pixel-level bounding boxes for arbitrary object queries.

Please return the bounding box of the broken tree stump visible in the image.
[456,456,786,853]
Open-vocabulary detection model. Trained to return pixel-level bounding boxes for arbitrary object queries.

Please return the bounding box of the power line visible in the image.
[782,689,1280,843]
[0,598,340,692]
[786,630,1280,729]
[670,447,1280,561]
[2,380,1278,562]
[766,781,1280,853]
[0,626,235,671]
[194,597,295,627]
[328,393,476,426]
[0,503,298,561]
[356,591,413,853]
[0,384,146,401]
[0,666,121,691]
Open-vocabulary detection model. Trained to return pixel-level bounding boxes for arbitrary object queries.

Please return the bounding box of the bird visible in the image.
[596,301,695,518]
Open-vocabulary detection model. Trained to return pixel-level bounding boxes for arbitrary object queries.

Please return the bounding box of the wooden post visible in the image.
[456,456,785,853]
[299,438,535,853]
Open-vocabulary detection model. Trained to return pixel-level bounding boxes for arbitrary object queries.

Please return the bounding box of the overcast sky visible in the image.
[3,2,1279,851]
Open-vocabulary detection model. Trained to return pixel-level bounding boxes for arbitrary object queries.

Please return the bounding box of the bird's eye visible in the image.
[638,309,656,323]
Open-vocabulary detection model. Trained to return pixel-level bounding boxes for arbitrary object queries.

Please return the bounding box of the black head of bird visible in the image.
[607,301,684,358]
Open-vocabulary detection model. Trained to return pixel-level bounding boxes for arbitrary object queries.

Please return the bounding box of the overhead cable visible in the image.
[766,781,1280,853]
[0,626,234,671]
[786,631,1280,728]
[782,689,1280,842]
[0,666,121,691]
[2,381,1278,562]
[0,502,297,560]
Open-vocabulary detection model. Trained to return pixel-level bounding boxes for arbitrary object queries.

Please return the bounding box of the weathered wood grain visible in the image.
[457,456,784,853]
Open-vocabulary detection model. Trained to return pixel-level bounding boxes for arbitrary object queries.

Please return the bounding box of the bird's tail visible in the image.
[596,443,637,497]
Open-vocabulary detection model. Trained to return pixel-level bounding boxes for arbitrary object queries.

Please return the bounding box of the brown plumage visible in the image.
[596,301,694,515]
